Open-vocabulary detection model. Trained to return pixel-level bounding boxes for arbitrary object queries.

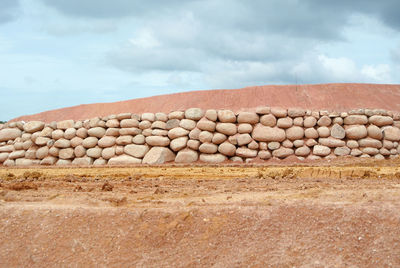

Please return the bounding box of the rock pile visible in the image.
[1,107,400,166]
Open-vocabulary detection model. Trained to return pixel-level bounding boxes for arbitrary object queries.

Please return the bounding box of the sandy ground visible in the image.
[1,159,400,267]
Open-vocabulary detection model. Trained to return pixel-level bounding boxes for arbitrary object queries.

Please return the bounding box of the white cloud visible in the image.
[361,64,391,83]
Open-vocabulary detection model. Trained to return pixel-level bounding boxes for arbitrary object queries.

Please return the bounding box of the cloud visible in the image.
[0,0,20,24]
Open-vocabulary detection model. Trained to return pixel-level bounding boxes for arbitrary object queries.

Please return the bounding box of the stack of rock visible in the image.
[0,107,400,166]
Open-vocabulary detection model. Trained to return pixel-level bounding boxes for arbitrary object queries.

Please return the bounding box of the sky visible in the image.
[1,0,400,120]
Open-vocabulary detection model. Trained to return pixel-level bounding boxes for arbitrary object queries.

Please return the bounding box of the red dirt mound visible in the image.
[11,83,400,123]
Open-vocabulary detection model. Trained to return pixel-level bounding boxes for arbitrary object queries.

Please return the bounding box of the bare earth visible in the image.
[11,83,400,122]
[1,159,400,267]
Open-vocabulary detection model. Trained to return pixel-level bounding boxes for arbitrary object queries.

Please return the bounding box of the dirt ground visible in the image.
[1,158,400,267]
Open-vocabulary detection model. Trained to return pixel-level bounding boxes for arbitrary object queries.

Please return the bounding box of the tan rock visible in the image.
[74,145,86,158]
[40,156,57,165]
[199,142,218,154]
[237,112,259,124]
[86,147,102,158]
[139,120,152,130]
[270,107,287,118]
[236,147,257,158]
[152,121,167,130]
[288,108,305,117]
[205,109,218,121]
[295,146,311,156]
[258,150,271,159]
[116,113,132,120]
[120,119,139,128]
[319,138,346,147]
[312,145,330,156]
[168,127,189,139]
[317,127,330,138]
[0,145,13,152]
[199,131,213,143]
[305,139,318,147]
[367,125,383,140]
[49,147,59,157]
[59,148,74,159]
[358,138,382,148]
[303,117,317,128]
[76,128,88,138]
[185,108,204,120]
[124,144,149,158]
[168,111,185,120]
[218,142,236,156]
[238,123,253,134]
[70,137,83,147]
[132,134,145,145]
[272,147,294,158]
[98,136,116,148]
[237,134,252,146]
[0,152,9,163]
[260,114,276,127]
[217,110,236,123]
[189,128,201,140]
[119,128,141,136]
[350,149,362,156]
[293,117,303,126]
[175,149,198,163]
[15,159,35,166]
[187,139,200,150]
[286,126,304,141]
[141,113,155,122]
[304,128,319,139]
[88,127,106,138]
[105,119,120,128]
[277,117,293,129]
[108,154,142,165]
[282,139,293,148]
[101,147,115,160]
[166,119,180,130]
[63,128,76,140]
[35,146,49,159]
[346,125,368,139]
[216,123,237,136]
[362,147,380,155]
[145,136,170,147]
[317,116,332,127]
[82,137,98,148]
[268,142,280,150]
[383,127,400,141]
[155,112,168,122]
[330,124,345,139]
[142,147,175,164]
[3,159,15,166]
[0,128,22,142]
[252,124,286,142]
[57,120,74,130]
[23,121,45,133]
[255,106,271,115]
[369,115,393,127]
[334,146,350,156]
[170,136,188,152]
[344,115,368,125]
[54,138,70,148]
[196,119,216,132]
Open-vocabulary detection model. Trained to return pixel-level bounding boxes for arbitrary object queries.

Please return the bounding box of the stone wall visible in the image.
[1,107,400,166]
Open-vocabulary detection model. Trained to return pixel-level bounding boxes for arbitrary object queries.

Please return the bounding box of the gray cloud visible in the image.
[0,0,20,24]
[39,0,399,87]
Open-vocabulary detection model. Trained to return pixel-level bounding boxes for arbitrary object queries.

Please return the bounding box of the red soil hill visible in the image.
[11,83,400,123]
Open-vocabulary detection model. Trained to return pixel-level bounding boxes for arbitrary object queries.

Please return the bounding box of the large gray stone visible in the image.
[345,125,368,139]
[383,127,400,141]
